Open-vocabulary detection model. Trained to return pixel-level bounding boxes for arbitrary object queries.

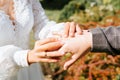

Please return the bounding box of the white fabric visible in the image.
[14,50,29,67]
[0,45,21,80]
[0,0,64,80]
[39,21,65,40]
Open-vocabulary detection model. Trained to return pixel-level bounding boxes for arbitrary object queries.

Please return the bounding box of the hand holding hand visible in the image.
[27,38,64,64]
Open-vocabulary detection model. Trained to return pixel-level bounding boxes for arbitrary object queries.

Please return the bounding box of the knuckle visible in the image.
[65,22,70,26]
[77,24,80,27]
[34,47,40,52]
[72,21,75,24]
[71,22,75,25]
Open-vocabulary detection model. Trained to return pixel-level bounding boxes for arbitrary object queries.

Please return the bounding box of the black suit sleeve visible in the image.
[90,26,120,55]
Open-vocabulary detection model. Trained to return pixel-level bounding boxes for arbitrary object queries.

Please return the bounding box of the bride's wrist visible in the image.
[27,50,33,65]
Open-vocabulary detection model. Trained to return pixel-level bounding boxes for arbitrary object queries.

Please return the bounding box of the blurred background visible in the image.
[30,0,120,80]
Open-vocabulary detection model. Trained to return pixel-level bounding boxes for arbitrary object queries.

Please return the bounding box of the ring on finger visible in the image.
[44,52,47,57]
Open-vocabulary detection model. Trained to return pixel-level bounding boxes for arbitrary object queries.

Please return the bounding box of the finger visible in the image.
[64,53,80,70]
[69,22,76,37]
[46,51,64,57]
[36,51,64,58]
[64,58,76,70]
[59,44,70,55]
[63,22,70,38]
[35,38,58,46]
[36,58,59,63]
[35,52,46,57]
[76,24,83,35]
[36,41,63,51]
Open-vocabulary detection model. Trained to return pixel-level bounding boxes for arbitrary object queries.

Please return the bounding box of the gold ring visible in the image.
[44,52,47,57]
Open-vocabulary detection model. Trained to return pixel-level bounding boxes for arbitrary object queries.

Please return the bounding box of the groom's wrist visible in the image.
[83,30,92,49]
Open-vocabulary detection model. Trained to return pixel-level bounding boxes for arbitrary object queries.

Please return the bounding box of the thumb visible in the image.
[64,53,81,70]
[63,58,76,70]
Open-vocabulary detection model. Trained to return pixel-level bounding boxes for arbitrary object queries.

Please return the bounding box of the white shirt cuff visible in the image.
[13,50,29,67]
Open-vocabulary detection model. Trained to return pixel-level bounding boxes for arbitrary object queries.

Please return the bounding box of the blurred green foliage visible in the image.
[103,0,120,10]
[58,0,120,23]
[45,9,61,22]
[116,74,120,80]
[58,0,85,22]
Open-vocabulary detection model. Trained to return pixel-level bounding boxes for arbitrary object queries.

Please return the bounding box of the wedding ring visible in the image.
[44,52,47,57]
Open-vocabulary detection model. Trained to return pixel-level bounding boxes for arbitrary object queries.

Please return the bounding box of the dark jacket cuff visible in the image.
[89,28,111,53]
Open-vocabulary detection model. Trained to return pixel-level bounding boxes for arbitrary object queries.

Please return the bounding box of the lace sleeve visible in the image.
[0,45,29,79]
[31,0,49,40]
[31,0,65,40]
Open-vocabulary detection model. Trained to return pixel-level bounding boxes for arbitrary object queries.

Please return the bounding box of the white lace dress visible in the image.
[0,0,64,80]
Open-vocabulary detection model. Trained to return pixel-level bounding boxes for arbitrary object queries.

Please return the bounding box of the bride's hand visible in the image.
[27,38,64,64]
[53,22,82,38]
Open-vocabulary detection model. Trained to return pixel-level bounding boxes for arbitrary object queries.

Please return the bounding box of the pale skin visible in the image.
[28,25,91,69]
[28,22,82,64]
[0,0,82,64]
[59,31,92,70]
[28,38,65,64]
[62,22,82,37]
[52,22,93,70]
[0,0,15,20]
